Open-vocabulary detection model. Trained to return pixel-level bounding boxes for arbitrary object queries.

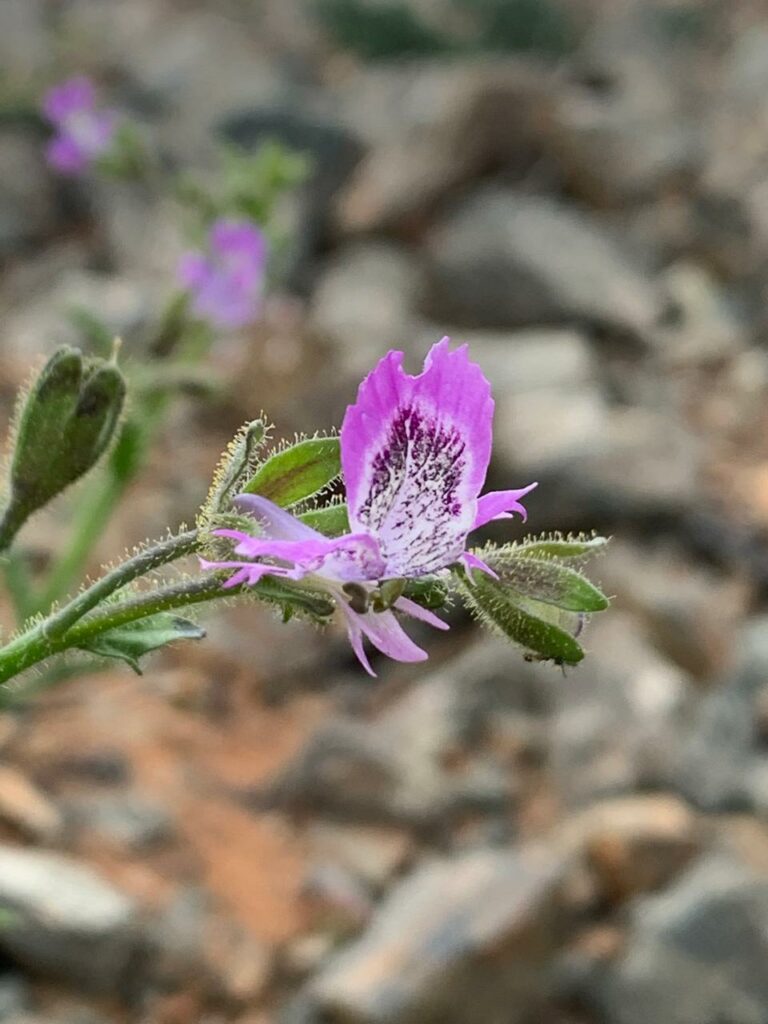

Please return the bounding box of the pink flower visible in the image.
[177,220,268,331]
[42,76,118,175]
[201,339,537,675]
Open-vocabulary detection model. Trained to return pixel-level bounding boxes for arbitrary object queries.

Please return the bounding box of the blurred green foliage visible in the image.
[311,0,578,60]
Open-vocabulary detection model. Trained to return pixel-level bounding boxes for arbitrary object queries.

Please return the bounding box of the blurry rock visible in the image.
[0,128,58,257]
[333,61,554,234]
[0,0,49,78]
[310,844,573,1024]
[527,407,703,531]
[560,795,700,904]
[583,854,768,1024]
[458,328,597,396]
[203,918,273,1005]
[0,766,62,842]
[306,823,412,888]
[424,189,662,341]
[549,613,692,805]
[549,50,699,207]
[653,262,747,364]
[311,241,426,378]
[265,640,534,828]
[3,270,150,364]
[0,974,31,1017]
[302,862,374,932]
[66,793,173,851]
[0,845,139,993]
[676,615,768,813]
[598,538,748,680]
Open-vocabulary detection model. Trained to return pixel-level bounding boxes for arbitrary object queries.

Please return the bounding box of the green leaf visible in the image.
[243,437,341,507]
[458,571,584,665]
[511,536,609,561]
[494,556,609,613]
[77,613,205,674]
[298,502,350,536]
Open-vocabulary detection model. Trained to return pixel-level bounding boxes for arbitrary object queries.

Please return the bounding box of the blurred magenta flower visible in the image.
[42,76,118,174]
[177,219,268,331]
[202,339,536,675]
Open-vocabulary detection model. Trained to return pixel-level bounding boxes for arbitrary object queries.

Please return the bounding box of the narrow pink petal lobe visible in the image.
[339,604,428,676]
[394,596,450,631]
[473,483,538,529]
[341,338,494,577]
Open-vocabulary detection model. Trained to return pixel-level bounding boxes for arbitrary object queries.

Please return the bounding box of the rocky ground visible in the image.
[3,0,768,1021]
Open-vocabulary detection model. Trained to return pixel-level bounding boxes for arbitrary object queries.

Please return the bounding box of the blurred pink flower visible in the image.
[42,76,118,175]
[201,338,537,675]
[178,219,268,331]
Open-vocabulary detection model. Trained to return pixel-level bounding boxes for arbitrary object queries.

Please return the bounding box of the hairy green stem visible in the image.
[44,529,199,639]
[0,572,333,691]
[0,529,198,687]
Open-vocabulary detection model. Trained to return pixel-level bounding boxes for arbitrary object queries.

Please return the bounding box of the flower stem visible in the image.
[0,572,333,694]
[0,529,198,688]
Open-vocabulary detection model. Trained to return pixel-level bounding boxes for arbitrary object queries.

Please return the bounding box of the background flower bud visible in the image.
[0,347,126,550]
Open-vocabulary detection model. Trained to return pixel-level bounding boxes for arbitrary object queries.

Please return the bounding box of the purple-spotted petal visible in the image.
[341,338,494,578]
[473,484,538,529]
[339,604,428,677]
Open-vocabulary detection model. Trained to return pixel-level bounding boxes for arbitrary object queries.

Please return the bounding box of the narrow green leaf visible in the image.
[243,437,341,507]
[77,613,205,674]
[298,502,349,536]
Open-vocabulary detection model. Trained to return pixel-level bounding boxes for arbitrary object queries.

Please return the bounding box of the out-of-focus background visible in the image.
[2,0,768,1020]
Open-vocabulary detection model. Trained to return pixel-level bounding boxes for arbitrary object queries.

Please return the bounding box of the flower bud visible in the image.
[0,347,126,549]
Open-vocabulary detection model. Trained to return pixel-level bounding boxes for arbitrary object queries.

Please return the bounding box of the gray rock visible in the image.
[424,189,662,340]
[0,845,140,994]
[0,129,58,258]
[332,61,554,234]
[311,242,428,378]
[310,844,572,1024]
[265,638,538,828]
[583,854,768,1024]
[0,975,31,1018]
[549,613,693,806]
[65,793,173,851]
[526,406,703,531]
[598,539,748,680]
[676,616,768,812]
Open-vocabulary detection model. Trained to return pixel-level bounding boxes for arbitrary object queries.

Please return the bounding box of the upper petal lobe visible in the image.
[340,338,494,577]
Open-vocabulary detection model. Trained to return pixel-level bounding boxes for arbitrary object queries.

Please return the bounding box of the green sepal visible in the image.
[76,613,205,674]
[242,436,341,507]
[0,347,126,549]
[401,575,450,610]
[496,556,609,613]
[511,535,609,562]
[457,569,585,665]
[298,502,350,537]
